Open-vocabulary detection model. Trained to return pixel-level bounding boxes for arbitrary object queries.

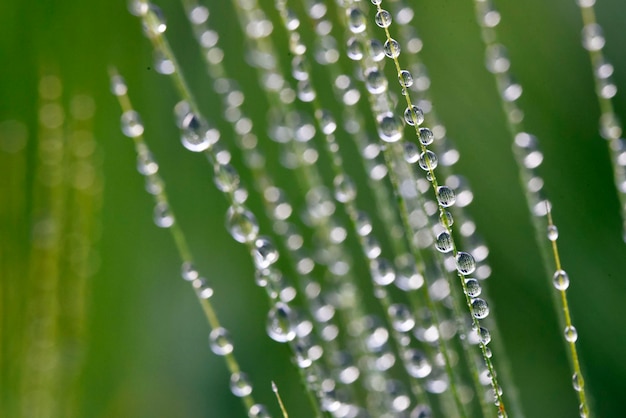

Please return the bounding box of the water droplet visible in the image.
[267,303,296,342]
[154,50,175,74]
[465,278,482,297]
[192,277,214,299]
[334,174,357,203]
[399,70,414,87]
[375,10,392,28]
[137,150,158,175]
[226,205,259,243]
[253,237,279,270]
[317,109,336,134]
[153,202,174,228]
[485,44,510,74]
[436,186,456,207]
[553,269,570,290]
[365,67,388,94]
[368,39,385,61]
[189,5,209,24]
[346,37,363,60]
[577,0,596,6]
[472,298,489,319]
[347,7,366,34]
[475,326,490,345]
[572,372,583,392]
[377,112,403,142]
[181,261,199,281]
[565,325,578,343]
[410,404,432,418]
[435,231,453,253]
[121,110,144,138]
[213,163,240,193]
[547,225,559,241]
[209,327,234,355]
[142,4,167,37]
[383,38,401,58]
[355,211,373,236]
[419,127,434,145]
[404,106,424,126]
[388,304,415,332]
[404,349,432,378]
[370,258,396,286]
[418,150,438,171]
[110,74,128,96]
[249,404,271,418]
[404,142,420,164]
[440,211,454,227]
[230,372,253,397]
[582,24,605,52]
[456,252,476,275]
[180,111,219,152]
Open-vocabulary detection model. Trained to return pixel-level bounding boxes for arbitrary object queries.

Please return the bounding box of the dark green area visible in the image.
[2,0,625,417]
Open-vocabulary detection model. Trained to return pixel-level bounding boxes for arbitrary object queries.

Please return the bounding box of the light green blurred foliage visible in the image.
[2,0,626,417]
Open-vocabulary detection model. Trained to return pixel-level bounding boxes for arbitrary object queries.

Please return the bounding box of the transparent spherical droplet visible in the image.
[189,5,209,24]
[440,211,454,227]
[214,163,240,193]
[384,38,401,58]
[436,186,456,207]
[355,211,373,236]
[154,50,175,74]
[253,237,279,270]
[577,0,596,6]
[404,349,432,378]
[370,258,396,286]
[404,105,424,126]
[181,261,199,281]
[456,251,476,275]
[142,4,167,37]
[110,74,128,96]
[153,202,174,228]
[267,303,296,343]
[404,142,420,164]
[477,326,491,345]
[547,225,559,241]
[572,373,583,392]
[418,150,438,171]
[472,298,489,319]
[137,151,158,175]
[192,277,214,299]
[399,70,414,87]
[410,404,432,418]
[334,174,357,203]
[485,44,510,74]
[419,127,434,145]
[375,10,392,28]
[465,278,482,297]
[564,325,578,343]
[388,304,415,332]
[121,110,144,138]
[230,372,253,397]
[368,39,385,62]
[347,7,366,33]
[248,404,271,418]
[226,206,259,243]
[435,231,453,253]
[365,68,388,94]
[346,37,363,60]
[209,327,233,355]
[377,112,403,143]
[317,109,337,134]
[371,0,382,4]
[180,112,219,152]
[582,24,605,52]
[553,269,570,290]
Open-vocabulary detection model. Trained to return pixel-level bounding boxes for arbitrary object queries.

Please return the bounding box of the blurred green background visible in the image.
[2,0,626,417]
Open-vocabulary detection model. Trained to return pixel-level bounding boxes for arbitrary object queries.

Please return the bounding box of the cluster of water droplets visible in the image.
[575,0,626,242]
